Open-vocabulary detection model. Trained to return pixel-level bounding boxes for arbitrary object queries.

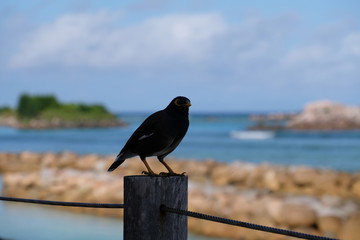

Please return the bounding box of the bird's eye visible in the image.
[174,99,182,106]
[174,98,191,107]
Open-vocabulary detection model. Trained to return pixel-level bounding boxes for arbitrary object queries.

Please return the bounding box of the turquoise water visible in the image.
[1,113,360,171]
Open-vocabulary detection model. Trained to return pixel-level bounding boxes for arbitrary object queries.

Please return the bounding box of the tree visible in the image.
[17,94,59,118]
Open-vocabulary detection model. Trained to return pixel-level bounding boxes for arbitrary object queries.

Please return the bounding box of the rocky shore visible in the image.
[250,100,360,131]
[1,152,360,240]
[289,100,360,130]
[0,115,126,129]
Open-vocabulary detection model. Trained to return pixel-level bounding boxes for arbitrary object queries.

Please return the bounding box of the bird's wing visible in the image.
[137,133,154,141]
[119,111,169,152]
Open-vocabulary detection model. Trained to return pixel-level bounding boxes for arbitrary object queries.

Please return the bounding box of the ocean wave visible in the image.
[230,130,275,140]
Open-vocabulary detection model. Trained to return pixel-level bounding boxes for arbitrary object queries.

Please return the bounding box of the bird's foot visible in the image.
[159,171,186,176]
[142,171,158,176]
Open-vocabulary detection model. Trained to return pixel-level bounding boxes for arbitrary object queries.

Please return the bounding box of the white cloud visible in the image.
[282,45,330,66]
[281,29,360,83]
[341,32,360,57]
[283,32,360,68]
[9,11,227,68]
[8,11,297,70]
[7,10,360,94]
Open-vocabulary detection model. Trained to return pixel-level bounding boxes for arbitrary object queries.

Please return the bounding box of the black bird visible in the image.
[108,96,191,176]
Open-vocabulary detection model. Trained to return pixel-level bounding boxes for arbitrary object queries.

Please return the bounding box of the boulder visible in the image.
[19,151,41,163]
[41,152,58,168]
[0,152,9,172]
[266,198,284,222]
[210,164,232,186]
[188,218,245,239]
[267,200,317,227]
[179,159,215,182]
[289,100,360,130]
[318,215,342,238]
[336,172,353,197]
[19,151,42,171]
[263,169,281,191]
[313,170,340,195]
[57,152,78,168]
[292,166,318,186]
[75,154,98,170]
[351,179,360,198]
[211,162,254,187]
[339,213,360,240]
[245,163,268,188]
[19,172,40,189]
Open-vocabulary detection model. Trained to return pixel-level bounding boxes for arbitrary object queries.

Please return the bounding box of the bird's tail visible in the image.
[107,153,127,172]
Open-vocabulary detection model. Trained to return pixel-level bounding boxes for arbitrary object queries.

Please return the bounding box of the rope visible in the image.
[0,196,338,240]
[161,205,338,240]
[0,196,124,208]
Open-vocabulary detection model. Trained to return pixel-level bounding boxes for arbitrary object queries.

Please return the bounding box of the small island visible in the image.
[0,94,126,129]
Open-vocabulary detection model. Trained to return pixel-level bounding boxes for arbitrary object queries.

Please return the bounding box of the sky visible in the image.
[0,0,359,112]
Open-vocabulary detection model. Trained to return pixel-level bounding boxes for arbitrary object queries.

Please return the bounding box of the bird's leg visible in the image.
[158,158,186,176]
[140,157,157,176]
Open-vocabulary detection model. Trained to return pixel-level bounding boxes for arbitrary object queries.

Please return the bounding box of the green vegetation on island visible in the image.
[0,94,125,129]
[0,106,15,116]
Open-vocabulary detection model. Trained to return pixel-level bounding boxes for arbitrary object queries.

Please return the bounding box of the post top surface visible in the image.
[124,175,188,179]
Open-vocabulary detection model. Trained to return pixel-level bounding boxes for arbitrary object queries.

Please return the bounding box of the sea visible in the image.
[1,113,360,240]
[1,113,360,171]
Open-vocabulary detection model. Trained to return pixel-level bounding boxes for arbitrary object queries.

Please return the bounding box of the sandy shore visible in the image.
[1,151,360,240]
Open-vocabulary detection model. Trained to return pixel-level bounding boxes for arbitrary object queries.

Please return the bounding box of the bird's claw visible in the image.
[142,171,186,177]
[159,171,186,176]
[142,171,157,176]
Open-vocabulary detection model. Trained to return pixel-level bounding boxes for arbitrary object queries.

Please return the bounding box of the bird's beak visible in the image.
[185,102,192,107]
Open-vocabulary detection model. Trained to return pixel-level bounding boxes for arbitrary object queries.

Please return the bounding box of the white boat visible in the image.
[230,130,275,140]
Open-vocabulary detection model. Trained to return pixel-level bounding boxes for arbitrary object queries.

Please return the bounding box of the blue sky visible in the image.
[1,0,359,112]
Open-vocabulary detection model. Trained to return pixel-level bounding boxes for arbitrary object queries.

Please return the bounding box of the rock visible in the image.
[57,152,78,168]
[336,172,353,197]
[292,227,321,238]
[267,200,317,227]
[289,100,360,130]
[0,115,17,127]
[179,159,215,182]
[245,163,268,188]
[2,151,360,240]
[0,115,127,129]
[41,152,58,168]
[318,216,342,238]
[263,169,281,191]
[19,151,41,162]
[19,151,42,171]
[90,185,113,203]
[211,191,234,217]
[0,152,9,172]
[313,170,340,195]
[1,153,40,172]
[189,218,245,239]
[266,198,283,222]
[211,162,254,186]
[292,166,318,186]
[351,179,360,198]
[75,154,98,170]
[20,172,40,189]
[210,164,231,186]
[188,189,212,213]
[230,193,259,219]
[339,213,360,240]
